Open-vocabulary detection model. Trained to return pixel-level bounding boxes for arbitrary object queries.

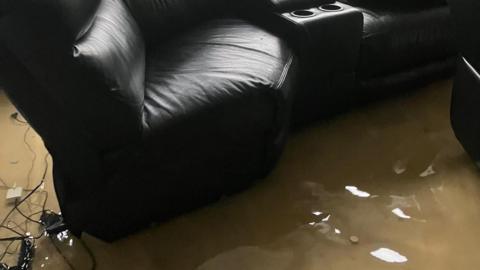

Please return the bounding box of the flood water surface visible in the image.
[2,80,480,269]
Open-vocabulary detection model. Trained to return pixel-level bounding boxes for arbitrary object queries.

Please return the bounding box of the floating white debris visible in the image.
[392,208,411,219]
[308,222,316,226]
[345,186,371,198]
[322,214,331,222]
[335,228,341,234]
[312,211,322,216]
[370,248,408,263]
[420,165,436,178]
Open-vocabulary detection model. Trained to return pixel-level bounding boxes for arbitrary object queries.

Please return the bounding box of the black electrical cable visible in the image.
[0,180,44,228]
[0,226,24,237]
[0,115,52,268]
[14,206,43,225]
[2,114,95,270]
[23,126,36,193]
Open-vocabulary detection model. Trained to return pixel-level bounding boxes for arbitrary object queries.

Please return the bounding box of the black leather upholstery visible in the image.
[348,2,455,79]
[0,0,298,240]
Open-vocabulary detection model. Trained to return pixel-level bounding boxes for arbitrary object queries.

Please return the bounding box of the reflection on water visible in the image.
[420,164,436,178]
[4,81,480,269]
[393,160,407,174]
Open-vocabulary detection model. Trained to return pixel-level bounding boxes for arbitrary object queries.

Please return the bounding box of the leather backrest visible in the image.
[0,0,145,150]
[123,0,229,42]
[448,0,480,71]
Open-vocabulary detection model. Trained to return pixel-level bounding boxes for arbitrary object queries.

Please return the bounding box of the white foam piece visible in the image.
[392,208,411,219]
[370,248,408,263]
[345,186,371,198]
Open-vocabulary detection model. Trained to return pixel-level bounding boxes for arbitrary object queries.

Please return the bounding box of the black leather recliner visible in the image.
[0,0,456,241]
[449,0,480,164]
[0,0,298,240]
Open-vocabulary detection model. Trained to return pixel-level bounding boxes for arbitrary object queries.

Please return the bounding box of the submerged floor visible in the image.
[1,80,480,269]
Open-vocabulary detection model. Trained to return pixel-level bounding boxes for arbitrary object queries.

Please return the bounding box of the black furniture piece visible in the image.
[0,0,456,241]
[449,0,480,164]
[257,0,456,124]
[0,0,298,241]
[343,0,455,92]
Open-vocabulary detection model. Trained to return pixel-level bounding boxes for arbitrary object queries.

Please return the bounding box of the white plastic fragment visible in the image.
[345,186,371,198]
[370,248,408,263]
[392,208,411,219]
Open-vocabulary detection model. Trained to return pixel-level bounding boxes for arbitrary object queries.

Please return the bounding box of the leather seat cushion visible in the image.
[356,4,454,78]
[140,18,297,193]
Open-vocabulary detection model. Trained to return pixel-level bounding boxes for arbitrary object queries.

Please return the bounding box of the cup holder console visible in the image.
[319,4,343,12]
[291,9,316,18]
[290,3,344,19]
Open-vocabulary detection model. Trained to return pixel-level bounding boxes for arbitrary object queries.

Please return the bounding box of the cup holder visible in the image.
[319,4,343,12]
[291,9,316,18]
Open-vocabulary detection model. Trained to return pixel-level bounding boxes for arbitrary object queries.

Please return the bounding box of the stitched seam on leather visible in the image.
[275,54,294,89]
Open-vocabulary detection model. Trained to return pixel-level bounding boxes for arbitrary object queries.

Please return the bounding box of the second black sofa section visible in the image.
[253,0,455,124]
